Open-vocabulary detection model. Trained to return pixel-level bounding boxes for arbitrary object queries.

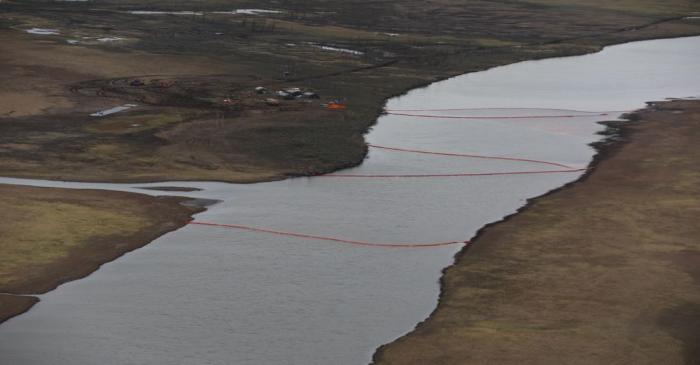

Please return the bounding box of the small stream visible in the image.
[0,36,698,365]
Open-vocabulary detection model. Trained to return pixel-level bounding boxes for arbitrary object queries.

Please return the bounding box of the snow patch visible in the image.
[26,28,60,35]
[97,37,124,42]
[211,9,282,15]
[312,44,364,55]
[128,11,203,16]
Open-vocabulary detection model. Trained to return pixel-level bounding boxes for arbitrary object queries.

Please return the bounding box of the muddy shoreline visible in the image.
[371,99,700,364]
[0,294,38,325]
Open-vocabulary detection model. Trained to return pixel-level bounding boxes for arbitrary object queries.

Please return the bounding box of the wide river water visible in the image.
[0,36,699,365]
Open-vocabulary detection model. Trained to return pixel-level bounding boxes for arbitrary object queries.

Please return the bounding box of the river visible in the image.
[0,36,698,365]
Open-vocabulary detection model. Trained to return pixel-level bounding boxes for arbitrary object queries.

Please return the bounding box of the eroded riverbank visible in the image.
[372,100,700,364]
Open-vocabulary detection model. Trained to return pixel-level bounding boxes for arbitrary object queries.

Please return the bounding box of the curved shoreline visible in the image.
[0,186,205,324]
[369,109,637,364]
[371,100,700,363]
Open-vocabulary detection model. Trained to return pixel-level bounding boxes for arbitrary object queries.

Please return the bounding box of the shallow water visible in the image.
[0,36,698,365]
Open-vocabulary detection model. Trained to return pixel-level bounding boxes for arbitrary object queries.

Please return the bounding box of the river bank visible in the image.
[372,99,700,364]
[1,1,700,182]
[0,184,203,324]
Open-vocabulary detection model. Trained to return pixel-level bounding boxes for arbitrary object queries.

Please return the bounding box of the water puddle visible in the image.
[89,104,137,117]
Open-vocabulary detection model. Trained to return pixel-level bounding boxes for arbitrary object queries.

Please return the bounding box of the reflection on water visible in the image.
[0,36,698,365]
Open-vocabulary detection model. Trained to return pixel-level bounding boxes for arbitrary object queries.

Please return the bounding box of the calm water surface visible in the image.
[0,36,698,365]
